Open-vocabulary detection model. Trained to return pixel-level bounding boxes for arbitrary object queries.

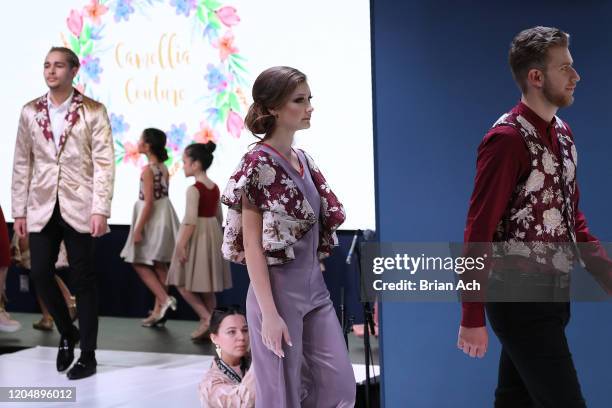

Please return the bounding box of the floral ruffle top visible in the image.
[221,147,345,265]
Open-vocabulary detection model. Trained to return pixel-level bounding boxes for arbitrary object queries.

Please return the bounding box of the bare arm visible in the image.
[216,200,223,227]
[175,224,195,264]
[242,195,292,357]
[242,195,277,316]
[134,167,154,239]
[176,186,198,262]
[178,225,195,248]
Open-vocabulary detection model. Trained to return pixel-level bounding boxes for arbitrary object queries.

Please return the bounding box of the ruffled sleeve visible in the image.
[221,151,268,211]
[301,150,346,260]
[221,151,267,264]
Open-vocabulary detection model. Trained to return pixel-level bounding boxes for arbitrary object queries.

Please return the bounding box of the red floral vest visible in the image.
[492,111,578,273]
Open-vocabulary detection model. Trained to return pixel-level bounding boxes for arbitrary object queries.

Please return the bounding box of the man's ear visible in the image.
[526,68,544,90]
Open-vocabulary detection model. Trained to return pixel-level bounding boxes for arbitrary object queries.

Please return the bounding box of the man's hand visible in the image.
[457,325,488,358]
[14,217,27,238]
[90,214,108,238]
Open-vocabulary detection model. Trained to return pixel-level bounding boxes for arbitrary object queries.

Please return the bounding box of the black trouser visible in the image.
[486,302,586,408]
[29,204,98,351]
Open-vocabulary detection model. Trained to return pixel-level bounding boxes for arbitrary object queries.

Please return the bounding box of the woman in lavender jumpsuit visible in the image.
[224,67,355,407]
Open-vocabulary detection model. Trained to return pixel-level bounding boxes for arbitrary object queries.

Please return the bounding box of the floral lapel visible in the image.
[34,95,53,143]
[34,89,83,156]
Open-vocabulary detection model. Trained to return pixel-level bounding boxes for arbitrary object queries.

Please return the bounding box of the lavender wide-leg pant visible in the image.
[247,145,355,407]
[247,273,356,408]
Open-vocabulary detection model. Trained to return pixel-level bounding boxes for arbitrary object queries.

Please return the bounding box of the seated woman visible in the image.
[199,306,254,408]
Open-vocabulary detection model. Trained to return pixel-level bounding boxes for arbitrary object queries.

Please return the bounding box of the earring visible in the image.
[215,343,222,359]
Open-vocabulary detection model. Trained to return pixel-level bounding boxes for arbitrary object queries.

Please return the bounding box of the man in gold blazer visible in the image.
[11,47,114,380]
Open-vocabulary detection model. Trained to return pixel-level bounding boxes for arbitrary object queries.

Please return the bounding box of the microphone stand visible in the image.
[355,241,375,408]
[340,287,355,350]
[342,230,360,351]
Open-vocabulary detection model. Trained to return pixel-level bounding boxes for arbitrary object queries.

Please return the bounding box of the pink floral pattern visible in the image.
[214,31,238,61]
[63,0,249,168]
[226,110,243,138]
[221,148,345,265]
[34,90,84,155]
[216,6,240,27]
[67,9,84,36]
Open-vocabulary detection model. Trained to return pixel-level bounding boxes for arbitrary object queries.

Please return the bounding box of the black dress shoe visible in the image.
[67,357,97,380]
[56,328,79,372]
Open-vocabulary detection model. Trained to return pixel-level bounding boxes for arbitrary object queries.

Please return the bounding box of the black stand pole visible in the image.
[340,286,354,350]
[355,243,375,408]
[340,287,348,349]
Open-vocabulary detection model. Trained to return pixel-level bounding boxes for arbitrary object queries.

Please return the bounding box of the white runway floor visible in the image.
[0,346,379,407]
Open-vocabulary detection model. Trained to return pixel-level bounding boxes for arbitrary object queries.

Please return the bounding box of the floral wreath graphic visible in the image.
[62,0,249,168]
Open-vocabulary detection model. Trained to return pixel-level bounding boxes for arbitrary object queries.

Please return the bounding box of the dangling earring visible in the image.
[215,343,222,359]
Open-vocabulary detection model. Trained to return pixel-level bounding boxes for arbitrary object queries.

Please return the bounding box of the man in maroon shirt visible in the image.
[457,26,605,407]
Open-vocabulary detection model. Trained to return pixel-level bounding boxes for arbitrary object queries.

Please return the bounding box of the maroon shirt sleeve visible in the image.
[461,126,530,327]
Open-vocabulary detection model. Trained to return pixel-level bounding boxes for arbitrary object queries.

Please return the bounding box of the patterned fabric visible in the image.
[491,111,578,273]
[221,146,345,265]
[34,90,84,156]
[139,163,169,200]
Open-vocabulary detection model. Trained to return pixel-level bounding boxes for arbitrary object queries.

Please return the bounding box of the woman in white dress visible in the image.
[120,128,180,326]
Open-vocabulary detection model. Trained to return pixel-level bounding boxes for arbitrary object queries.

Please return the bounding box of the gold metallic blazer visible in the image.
[11,89,115,234]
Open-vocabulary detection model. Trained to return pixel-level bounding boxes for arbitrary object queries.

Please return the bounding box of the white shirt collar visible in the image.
[47,90,74,111]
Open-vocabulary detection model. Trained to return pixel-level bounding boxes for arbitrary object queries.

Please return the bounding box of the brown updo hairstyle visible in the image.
[244,66,307,139]
[185,142,216,171]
